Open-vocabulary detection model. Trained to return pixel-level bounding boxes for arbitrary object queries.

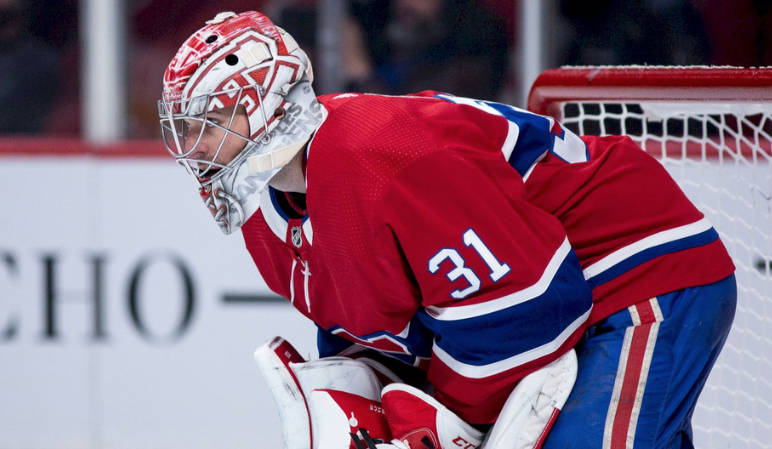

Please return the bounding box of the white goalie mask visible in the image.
[158,11,326,234]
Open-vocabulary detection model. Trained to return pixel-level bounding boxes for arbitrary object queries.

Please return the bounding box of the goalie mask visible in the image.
[159,11,326,234]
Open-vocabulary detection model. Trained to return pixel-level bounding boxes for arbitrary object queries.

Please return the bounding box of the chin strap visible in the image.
[248,138,309,173]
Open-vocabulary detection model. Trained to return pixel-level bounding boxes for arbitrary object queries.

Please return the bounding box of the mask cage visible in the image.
[158,85,269,184]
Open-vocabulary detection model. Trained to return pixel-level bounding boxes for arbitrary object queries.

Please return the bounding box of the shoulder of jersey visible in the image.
[309,92,451,176]
[317,91,440,108]
[317,92,364,108]
[313,91,442,141]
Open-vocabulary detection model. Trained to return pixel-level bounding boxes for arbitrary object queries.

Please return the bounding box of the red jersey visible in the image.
[240,91,734,424]
[526,135,736,323]
[241,92,593,424]
[421,92,733,321]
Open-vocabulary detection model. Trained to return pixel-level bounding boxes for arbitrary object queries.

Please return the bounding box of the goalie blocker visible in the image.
[253,337,578,449]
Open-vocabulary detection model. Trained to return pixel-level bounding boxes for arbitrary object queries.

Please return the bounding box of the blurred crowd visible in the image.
[2,0,772,138]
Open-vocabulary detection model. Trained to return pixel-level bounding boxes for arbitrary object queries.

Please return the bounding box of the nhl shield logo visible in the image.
[291,226,302,248]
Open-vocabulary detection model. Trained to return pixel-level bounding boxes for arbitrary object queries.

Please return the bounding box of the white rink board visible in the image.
[0,156,318,449]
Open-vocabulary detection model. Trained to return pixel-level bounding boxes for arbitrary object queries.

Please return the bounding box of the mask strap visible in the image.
[247,137,309,173]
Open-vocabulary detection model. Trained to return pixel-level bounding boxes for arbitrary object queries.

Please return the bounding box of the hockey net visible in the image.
[528,66,772,448]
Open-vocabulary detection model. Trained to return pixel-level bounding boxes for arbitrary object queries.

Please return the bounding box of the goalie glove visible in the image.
[308,389,392,449]
[253,337,396,449]
[380,383,485,449]
[376,349,578,449]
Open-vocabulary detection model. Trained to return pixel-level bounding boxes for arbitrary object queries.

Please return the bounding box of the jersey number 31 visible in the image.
[428,229,511,299]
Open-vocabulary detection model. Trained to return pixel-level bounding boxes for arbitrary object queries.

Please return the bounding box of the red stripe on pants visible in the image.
[610,301,657,448]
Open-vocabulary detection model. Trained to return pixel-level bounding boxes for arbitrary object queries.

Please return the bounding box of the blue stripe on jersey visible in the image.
[269,187,310,223]
[484,102,554,178]
[417,249,592,368]
[587,227,720,288]
[318,315,434,364]
[268,187,290,221]
[317,325,356,357]
[434,94,552,178]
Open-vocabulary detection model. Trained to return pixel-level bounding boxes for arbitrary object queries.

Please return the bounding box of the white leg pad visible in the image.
[253,337,312,449]
[483,349,578,449]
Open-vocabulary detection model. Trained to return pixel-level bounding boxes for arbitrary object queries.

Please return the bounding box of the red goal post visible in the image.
[528,66,772,113]
[529,66,772,159]
[527,66,772,449]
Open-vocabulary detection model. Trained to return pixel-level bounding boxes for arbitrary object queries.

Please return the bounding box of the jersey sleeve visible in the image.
[375,150,592,425]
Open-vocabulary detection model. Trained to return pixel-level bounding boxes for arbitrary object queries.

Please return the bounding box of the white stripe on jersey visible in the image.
[260,188,289,241]
[330,327,412,356]
[583,218,713,281]
[302,218,313,245]
[424,237,573,321]
[260,187,313,245]
[501,119,520,162]
[436,94,523,167]
[431,309,591,379]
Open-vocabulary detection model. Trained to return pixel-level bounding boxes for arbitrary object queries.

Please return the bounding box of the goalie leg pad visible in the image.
[482,348,578,449]
[253,337,312,449]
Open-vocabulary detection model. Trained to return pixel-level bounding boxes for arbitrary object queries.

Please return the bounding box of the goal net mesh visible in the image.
[529,67,772,448]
